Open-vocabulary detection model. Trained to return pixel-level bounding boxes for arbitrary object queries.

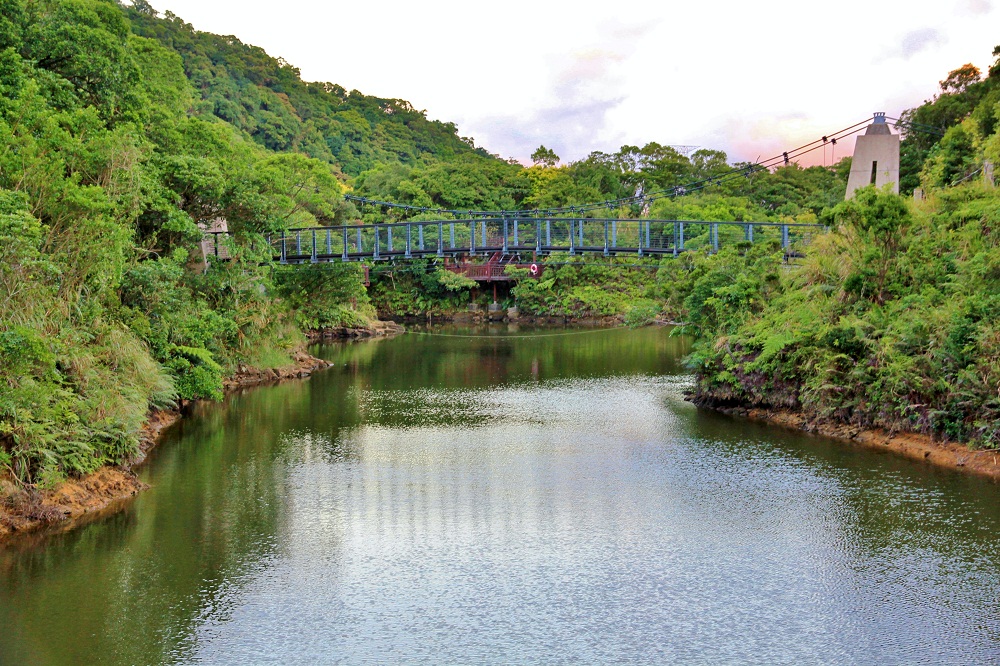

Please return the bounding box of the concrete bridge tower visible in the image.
[845,112,900,199]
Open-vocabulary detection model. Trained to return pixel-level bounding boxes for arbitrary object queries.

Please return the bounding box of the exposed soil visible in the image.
[0,343,346,543]
[699,401,1000,482]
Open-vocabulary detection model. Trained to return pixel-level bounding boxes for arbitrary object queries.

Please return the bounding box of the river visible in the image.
[1,325,999,664]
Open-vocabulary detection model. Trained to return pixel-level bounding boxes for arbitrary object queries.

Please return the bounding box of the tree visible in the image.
[940,63,981,94]
[531,145,559,167]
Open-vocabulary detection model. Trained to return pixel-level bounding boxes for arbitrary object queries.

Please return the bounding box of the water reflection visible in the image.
[1,325,998,665]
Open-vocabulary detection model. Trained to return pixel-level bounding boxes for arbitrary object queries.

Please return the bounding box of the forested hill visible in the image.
[123,1,487,175]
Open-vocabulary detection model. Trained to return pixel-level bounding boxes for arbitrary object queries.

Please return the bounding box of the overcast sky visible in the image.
[145,0,998,166]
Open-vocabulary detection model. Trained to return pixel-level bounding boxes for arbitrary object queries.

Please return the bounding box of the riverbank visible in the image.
[0,347,341,542]
[695,398,1000,482]
[306,319,405,341]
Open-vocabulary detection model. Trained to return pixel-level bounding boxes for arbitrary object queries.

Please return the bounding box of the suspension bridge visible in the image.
[200,113,935,280]
[204,217,826,281]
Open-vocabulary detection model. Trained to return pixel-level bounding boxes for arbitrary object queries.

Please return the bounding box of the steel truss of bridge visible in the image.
[203,217,828,265]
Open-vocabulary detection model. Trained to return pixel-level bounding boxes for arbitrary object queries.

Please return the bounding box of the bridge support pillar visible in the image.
[846,113,900,198]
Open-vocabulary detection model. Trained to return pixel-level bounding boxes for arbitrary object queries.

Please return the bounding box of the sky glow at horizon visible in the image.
[143,0,997,167]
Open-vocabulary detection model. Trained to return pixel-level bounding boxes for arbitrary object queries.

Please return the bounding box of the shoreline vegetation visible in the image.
[3,1,1000,541]
[0,323,403,541]
[5,314,999,544]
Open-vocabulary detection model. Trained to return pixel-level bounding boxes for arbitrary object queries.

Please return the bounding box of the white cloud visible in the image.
[894,28,947,60]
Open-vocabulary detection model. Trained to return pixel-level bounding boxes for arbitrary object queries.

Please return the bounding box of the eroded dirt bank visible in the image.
[699,401,1000,482]
[0,345,347,542]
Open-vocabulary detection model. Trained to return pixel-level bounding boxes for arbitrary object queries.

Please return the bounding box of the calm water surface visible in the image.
[2,325,999,665]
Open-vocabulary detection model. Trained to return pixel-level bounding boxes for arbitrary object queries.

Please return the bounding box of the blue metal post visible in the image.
[578,219,584,246]
[387,227,393,253]
[638,221,643,258]
[450,223,455,249]
[679,222,685,251]
[569,220,575,255]
[603,220,609,256]
[374,225,380,259]
[781,224,789,249]
[502,218,508,253]
[711,223,719,253]
[645,221,650,249]
[405,223,412,258]
[280,231,287,263]
[325,229,332,257]
[470,219,476,254]
[437,222,444,257]
[612,220,617,248]
[296,231,302,257]
[342,228,349,260]
[745,224,754,243]
[536,220,542,253]
[546,220,551,246]
[418,224,425,252]
[311,229,317,263]
[481,219,487,249]
[673,222,678,257]
[513,220,519,246]
[356,228,362,254]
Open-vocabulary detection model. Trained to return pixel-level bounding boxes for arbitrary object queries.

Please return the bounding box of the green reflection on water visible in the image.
[0,325,997,665]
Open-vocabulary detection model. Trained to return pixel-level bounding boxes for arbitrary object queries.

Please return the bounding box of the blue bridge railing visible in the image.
[204,218,828,264]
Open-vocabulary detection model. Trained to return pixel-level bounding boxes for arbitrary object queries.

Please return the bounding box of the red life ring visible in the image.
[529,263,539,275]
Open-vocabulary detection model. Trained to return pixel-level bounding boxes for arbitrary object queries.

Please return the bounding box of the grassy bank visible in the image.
[688,184,1000,451]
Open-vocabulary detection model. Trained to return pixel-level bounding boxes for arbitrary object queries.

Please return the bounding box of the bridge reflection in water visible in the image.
[203,217,827,269]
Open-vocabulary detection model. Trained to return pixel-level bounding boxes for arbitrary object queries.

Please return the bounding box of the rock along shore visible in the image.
[691,396,1000,482]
